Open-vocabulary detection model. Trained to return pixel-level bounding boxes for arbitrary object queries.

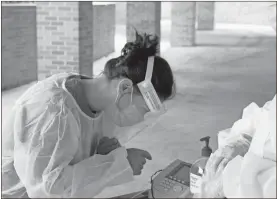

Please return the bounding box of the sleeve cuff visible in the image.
[107,147,134,186]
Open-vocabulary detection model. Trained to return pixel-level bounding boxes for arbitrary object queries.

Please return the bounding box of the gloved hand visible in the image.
[200,133,251,198]
[126,148,152,175]
[97,137,121,155]
[205,133,252,176]
[200,153,229,198]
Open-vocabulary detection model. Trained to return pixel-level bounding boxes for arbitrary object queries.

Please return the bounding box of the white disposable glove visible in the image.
[200,133,252,198]
[200,153,229,198]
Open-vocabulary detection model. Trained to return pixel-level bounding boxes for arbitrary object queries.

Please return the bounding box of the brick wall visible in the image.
[36,2,80,80]
[79,2,93,75]
[1,5,37,90]
[171,2,196,46]
[126,2,161,49]
[197,2,215,30]
[93,4,115,60]
[115,2,126,25]
[36,2,115,80]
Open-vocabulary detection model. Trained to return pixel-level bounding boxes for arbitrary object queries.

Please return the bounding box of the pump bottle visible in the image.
[200,136,212,157]
[189,136,212,195]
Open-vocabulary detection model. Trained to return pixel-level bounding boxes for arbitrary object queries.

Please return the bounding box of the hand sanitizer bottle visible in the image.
[190,136,212,196]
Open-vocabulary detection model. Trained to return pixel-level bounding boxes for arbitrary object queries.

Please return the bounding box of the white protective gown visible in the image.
[222,95,276,198]
[2,73,134,198]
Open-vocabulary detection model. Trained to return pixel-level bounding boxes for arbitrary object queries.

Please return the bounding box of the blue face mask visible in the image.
[105,79,145,127]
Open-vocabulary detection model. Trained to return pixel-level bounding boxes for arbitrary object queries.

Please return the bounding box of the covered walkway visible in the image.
[2,23,276,197]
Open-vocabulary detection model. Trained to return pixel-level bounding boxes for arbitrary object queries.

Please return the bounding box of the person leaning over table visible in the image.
[2,31,176,198]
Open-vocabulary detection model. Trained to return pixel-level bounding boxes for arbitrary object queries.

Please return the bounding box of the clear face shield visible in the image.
[137,56,167,116]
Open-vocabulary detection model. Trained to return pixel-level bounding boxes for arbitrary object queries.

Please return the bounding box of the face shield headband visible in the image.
[137,56,166,113]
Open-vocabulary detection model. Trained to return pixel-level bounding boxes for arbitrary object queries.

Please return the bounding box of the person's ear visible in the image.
[118,78,133,95]
[116,78,133,109]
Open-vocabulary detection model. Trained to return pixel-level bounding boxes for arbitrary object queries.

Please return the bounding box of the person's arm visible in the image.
[223,96,276,157]
[204,96,276,197]
[13,104,133,198]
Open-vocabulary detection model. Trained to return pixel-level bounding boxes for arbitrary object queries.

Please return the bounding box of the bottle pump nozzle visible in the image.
[200,136,212,157]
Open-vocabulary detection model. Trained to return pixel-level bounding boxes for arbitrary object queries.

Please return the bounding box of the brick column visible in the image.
[171,2,196,47]
[36,2,93,80]
[126,2,161,49]
[1,5,37,90]
[197,2,215,30]
[93,3,115,60]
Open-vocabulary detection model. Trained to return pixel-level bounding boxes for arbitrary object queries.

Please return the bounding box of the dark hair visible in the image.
[104,31,175,101]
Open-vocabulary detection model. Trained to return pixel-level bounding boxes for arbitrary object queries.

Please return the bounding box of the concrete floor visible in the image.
[1,25,276,197]
[97,26,276,197]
